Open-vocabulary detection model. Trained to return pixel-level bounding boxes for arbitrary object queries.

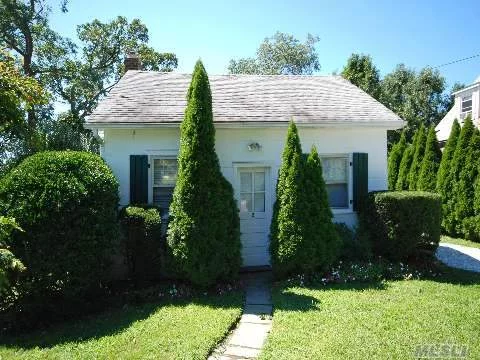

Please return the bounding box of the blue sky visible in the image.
[48,0,480,90]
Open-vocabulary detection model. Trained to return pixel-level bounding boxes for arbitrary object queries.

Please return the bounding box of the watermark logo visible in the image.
[414,343,468,359]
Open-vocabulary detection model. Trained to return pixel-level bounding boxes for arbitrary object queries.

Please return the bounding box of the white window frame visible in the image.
[149,155,178,217]
[461,94,473,114]
[320,153,353,213]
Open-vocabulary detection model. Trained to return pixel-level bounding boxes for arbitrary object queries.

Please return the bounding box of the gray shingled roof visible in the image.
[87,71,404,127]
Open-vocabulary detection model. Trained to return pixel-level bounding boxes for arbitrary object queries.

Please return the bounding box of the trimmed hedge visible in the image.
[0,151,119,304]
[119,205,163,286]
[361,191,441,260]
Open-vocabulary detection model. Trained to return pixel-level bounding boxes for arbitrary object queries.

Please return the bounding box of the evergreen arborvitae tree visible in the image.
[443,116,475,235]
[395,142,414,190]
[302,146,341,271]
[454,127,480,234]
[437,119,460,192]
[408,124,427,190]
[387,130,407,190]
[417,126,442,192]
[270,121,306,276]
[167,60,241,287]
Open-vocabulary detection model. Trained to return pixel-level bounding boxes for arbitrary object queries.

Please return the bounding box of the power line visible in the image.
[433,53,480,68]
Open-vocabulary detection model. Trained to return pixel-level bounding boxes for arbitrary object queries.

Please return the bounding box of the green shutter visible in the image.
[130,155,148,204]
[353,153,368,212]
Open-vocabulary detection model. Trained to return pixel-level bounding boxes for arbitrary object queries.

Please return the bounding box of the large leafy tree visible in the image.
[381,65,448,141]
[0,0,177,162]
[417,126,442,192]
[387,130,407,190]
[228,32,320,75]
[0,55,48,173]
[341,53,381,100]
[167,60,241,287]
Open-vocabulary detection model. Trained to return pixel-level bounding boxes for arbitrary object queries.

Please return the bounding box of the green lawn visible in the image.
[0,292,242,360]
[260,268,480,360]
[441,235,480,249]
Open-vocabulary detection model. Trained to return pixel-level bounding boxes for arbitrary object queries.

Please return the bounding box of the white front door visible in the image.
[237,167,270,267]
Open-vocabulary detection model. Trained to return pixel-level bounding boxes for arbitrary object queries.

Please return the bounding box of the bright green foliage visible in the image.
[437,119,460,192]
[443,117,475,235]
[0,151,119,308]
[417,127,442,192]
[167,61,241,287]
[341,53,381,100]
[395,143,414,190]
[408,125,427,190]
[455,128,480,235]
[301,146,342,272]
[361,191,441,260]
[119,205,162,285]
[228,32,320,75]
[387,131,407,190]
[270,121,305,276]
[0,216,25,294]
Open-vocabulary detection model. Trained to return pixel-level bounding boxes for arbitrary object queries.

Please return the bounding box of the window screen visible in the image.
[321,156,349,208]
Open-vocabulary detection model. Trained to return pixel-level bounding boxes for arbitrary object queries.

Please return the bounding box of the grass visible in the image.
[0,292,242,360]
[260,267,480,360]
[441,235,480,249]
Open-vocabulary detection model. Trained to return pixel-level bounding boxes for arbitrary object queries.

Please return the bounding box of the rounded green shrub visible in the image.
[0,151,119,302]
[119,205,162,286]
[361,191,441,260]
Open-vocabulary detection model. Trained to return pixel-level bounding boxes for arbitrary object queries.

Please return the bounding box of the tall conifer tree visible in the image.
[454,127,480,234]
[417,126,442,192]
[388,130,407,190]
[437,119,460,192]
[167,60,241,286]
[408,124,427,190]
[270,121,305,276]
[443,116,474,235]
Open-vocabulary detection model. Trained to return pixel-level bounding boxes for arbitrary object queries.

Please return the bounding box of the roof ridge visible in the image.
[125,70,342,79]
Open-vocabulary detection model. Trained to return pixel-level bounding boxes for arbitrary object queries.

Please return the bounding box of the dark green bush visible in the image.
[361,191,441,260]
[0,151,119,306]
[461,216,480,243]
[167,61,241,287]
[119,205,162,286]
[335,223,371,261]
[0,216,25,294]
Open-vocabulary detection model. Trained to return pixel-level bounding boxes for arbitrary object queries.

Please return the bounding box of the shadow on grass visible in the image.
[0,292,242,351]
[427,262,480,286]
[272,281,387,313]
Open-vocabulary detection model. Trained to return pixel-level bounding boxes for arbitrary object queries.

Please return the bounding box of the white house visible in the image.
[86,60,404,267]
[436,76,480,145]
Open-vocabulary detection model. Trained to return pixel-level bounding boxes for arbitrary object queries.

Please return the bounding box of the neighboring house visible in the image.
[436,76,480,146]
[86,57,404,267]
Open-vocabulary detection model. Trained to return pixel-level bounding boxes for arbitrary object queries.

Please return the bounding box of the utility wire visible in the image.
[433,53,480,68]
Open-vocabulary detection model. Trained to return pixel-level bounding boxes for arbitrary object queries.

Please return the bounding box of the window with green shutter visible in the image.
[352,152,368,212]
[152,158,178,215]
[130,155,148,204]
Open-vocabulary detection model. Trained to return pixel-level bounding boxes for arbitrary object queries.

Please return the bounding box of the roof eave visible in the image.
[85,119,405,130]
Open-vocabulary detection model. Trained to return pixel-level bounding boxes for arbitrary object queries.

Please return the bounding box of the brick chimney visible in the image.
[124,52,142,71]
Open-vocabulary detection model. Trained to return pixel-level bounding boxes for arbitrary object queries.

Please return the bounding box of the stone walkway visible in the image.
[209,271,273,360]
[436,243,480,273]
